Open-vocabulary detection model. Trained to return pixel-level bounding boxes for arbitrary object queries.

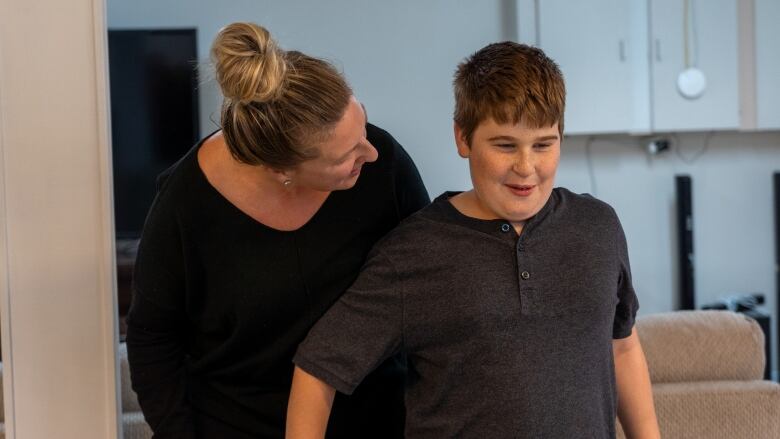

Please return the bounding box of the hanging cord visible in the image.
[684,0,690,68]
[584,136,648,197]
[585,136,598,197]
[691,0,699,67]
[683,0,700,69]
[683,0,691,69]
[674,131,713,165]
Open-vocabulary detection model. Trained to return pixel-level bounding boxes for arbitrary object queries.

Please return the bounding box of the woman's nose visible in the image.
[363,140,379,163]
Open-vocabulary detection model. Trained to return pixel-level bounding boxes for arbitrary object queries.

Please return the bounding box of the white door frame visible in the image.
[0,0,121,436]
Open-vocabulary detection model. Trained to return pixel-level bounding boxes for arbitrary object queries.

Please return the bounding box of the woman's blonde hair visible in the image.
[211,22,352,169]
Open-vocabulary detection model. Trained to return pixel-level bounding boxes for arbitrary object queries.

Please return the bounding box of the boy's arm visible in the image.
[613,328,660,439]
[286,366,336,439]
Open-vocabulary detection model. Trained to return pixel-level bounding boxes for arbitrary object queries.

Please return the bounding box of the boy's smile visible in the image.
[451,118,560,234]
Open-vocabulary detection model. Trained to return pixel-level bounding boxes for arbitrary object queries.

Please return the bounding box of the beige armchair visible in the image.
[618,310,780,439]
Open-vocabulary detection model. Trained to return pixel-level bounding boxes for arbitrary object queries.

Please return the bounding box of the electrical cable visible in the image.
[674,131,713,164]
[584,136,598,196]
[691,0,699,67]
[684,0,690,68]
[683,0,700,68]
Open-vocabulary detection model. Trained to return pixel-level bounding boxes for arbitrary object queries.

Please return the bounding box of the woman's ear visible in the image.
[454,123,470,159]
[268,165,294,185]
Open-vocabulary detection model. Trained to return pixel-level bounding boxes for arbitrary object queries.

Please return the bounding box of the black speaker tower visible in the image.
[676,175,695,310]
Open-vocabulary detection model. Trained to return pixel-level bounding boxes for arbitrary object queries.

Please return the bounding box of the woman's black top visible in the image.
[126,123,430,438]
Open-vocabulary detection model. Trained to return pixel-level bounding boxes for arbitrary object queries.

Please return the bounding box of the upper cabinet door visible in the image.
[537,0,649,135]
[756,0,780,130]
[650,0,739,132]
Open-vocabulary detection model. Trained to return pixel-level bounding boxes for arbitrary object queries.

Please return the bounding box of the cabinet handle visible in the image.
[619,40,626,62]
[655,39,662,62]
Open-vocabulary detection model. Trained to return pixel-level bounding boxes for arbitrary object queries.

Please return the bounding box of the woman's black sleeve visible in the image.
[390,136,430,220]
[125,191,195,438]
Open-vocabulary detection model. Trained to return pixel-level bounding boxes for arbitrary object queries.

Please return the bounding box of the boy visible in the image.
[286,42,660,438]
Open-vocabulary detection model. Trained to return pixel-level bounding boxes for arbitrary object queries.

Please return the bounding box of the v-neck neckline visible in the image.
[191,131,334,233]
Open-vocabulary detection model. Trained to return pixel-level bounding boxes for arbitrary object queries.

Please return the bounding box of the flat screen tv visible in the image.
[108,28,200,240]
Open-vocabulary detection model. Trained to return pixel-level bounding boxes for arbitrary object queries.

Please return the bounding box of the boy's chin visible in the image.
[500,205,542,223]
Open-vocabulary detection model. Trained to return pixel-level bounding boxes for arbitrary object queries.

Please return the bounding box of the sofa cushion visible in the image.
[636,311,765,383]
[123,412,153,439]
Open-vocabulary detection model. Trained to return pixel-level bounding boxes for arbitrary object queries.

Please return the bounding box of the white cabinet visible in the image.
[529,0,740,135]
[756,0,780,129]
[650,0,739,132]
[537,0,649,134]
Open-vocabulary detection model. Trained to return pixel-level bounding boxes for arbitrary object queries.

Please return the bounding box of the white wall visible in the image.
[108,0,516,199]
[558,132,779,314]
[107,0,780,374]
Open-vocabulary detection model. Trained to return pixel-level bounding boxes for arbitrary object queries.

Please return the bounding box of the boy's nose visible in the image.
[512,155,533,176]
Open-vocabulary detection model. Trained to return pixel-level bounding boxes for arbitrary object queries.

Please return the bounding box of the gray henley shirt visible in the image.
[294,188,639,438]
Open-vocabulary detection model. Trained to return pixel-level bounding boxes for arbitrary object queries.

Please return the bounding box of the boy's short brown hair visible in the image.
[453,42,565,145]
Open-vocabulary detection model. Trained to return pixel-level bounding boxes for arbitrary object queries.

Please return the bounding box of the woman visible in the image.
[126,22,429,438]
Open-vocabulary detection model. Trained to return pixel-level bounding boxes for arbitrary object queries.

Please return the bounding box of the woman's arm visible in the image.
[366,123,430,219]
[613,328,660,439]
[126,180,194,437]
[286,366,337,439]
[126,294,194,438]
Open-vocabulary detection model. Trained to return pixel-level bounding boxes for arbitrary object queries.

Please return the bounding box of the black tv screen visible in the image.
[108,29,200,239]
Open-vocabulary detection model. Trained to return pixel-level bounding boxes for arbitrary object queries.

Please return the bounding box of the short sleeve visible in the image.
[294,249,404,395]
[612,213,639,339]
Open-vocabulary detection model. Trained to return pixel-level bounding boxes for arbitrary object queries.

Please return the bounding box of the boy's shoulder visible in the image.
[375,201,442,242]
[553,187,620,225]
[368,195,465,258]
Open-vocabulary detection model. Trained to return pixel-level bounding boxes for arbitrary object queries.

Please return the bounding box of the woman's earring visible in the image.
[283,179,292,187]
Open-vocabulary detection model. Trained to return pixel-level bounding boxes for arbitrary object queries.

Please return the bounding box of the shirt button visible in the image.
[521,271,530,280]
[501,223,511,232]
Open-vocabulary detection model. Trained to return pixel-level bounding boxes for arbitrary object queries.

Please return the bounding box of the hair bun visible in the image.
[211,22,287,103]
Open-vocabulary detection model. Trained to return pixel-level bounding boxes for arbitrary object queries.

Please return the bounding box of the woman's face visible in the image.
[291,96,378,192]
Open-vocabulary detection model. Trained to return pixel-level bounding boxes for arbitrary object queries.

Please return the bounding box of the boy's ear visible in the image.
[454,123,470,158]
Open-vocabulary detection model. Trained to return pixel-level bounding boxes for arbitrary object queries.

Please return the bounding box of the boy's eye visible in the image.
[534,143,552,149]
[495,143,515,149]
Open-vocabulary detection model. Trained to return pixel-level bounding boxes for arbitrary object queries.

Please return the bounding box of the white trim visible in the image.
[92,0,123,436]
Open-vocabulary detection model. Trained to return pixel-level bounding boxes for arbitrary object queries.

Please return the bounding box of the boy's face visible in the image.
[455,118,560,226]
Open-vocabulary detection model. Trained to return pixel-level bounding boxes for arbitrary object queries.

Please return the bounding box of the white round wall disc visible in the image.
[677,67,707,99]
